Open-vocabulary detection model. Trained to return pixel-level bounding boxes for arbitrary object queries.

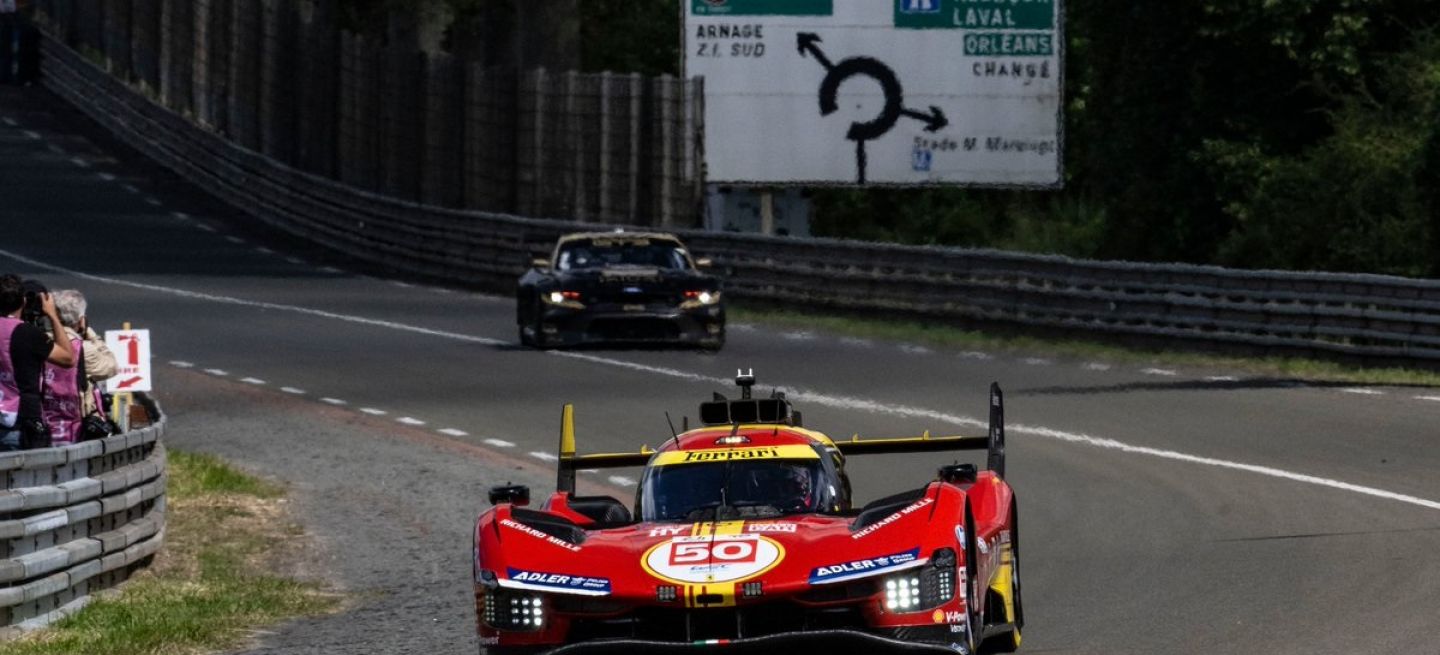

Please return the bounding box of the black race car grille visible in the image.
[568,604,867,643]
[588,318,682,341]
[591,291,677,306]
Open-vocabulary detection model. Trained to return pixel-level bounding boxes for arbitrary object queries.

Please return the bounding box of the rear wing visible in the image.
[555,405,654,494]
[551,382,1008,493]
[831,383,1007,478]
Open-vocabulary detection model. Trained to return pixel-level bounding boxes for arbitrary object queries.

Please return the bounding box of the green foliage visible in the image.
[168,450,283,500]
[581,0,680,75]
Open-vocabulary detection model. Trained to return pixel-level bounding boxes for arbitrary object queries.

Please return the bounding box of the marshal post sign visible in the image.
[685,0,1064,187]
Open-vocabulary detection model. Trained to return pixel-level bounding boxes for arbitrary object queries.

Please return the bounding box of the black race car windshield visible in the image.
[556,238,691,272]
[639,459,834,522]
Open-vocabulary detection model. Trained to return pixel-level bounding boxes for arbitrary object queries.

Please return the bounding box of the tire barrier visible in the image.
[0,396,165,636]
[34,34,1440,367]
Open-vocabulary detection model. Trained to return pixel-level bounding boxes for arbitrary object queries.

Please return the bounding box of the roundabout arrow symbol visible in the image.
[798,32,950,183]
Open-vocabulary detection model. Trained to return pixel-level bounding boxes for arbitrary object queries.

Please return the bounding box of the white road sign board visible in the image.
[685,0,1063,187]
[105,329,153,393]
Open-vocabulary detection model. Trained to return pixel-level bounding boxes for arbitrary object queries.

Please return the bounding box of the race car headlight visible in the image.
[483,591,546,631]
[884,574,924,611]
[544,291,584,309]
[883,549,956,613]
[680,290,721,309]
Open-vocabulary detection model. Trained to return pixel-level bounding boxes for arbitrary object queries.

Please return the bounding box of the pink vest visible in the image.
[0,317,21,428]
[43,336,83,444]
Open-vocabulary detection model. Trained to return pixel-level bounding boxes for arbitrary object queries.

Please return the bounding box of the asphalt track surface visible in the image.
[4,85,1440,654]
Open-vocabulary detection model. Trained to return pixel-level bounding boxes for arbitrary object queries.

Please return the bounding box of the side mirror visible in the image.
[531,257,551,270]
[488,484,531,506]
[938,463,977,485]
[695,257,713,268]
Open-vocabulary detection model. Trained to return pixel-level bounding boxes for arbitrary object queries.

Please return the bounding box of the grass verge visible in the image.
[0,451,339,655]
[733,306,1440,388]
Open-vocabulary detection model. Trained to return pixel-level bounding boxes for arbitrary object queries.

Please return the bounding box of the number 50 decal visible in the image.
[668,540,759,566]
[644,536,785,584]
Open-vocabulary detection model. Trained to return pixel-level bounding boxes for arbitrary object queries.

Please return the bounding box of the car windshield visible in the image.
[556,238,690,272]
[639,459,832,522]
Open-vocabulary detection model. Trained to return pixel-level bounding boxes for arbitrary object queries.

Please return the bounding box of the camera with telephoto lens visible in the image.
[19,279,47,327]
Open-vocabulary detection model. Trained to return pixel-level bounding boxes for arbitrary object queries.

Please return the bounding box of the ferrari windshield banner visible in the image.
[686,0,1064,187]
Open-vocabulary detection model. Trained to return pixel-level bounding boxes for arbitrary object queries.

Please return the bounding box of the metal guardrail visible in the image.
[36,34,1440,366]
[0,397,165,635]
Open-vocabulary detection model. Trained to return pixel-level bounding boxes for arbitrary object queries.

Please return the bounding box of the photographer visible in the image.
[0,275,75,450]
[43,290,116,444]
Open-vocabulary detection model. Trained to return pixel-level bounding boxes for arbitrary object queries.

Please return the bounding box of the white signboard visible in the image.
[105,329,153,393]
[685,0,1063,187]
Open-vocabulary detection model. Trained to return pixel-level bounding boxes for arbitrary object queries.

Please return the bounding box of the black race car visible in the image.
[516,232,725,350]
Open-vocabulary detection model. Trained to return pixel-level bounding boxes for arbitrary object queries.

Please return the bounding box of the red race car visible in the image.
[473,372,1023,655]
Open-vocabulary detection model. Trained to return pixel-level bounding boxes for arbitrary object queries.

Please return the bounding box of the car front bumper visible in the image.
[538,305,725,346]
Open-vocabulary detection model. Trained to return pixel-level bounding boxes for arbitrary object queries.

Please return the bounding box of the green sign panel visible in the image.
[692,0,833,16]
[896,0,1055,31]
[964,32,1054,56]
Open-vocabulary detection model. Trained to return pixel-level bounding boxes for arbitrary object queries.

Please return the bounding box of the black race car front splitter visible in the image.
[546,630,967,655]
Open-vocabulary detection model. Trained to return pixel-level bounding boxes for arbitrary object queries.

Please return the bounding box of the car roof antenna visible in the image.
[665,412,682,449]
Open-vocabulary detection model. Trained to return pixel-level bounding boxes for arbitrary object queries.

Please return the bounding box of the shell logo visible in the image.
[642,535,785,585]
[932,609,946,624]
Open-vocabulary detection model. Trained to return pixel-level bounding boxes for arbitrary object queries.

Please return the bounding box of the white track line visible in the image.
[281,387,306,395]
[1,117,16,126]
[169,360,194,368]
[900,345,932,355]
[959,351,992,361]
[397,417,426,426]
[1206,376,1239,382]
[226,236,246,244]
[320,398,347,406]
[98,173,117,182]
[839,337,873,348]
[359,408,387,416]
[170,211,190,220]
[321,266,343,274]
[70,157,90,168]
[22,130,40,140]
[10,247,1439,514]
[1341,388,1384,396]
[782,331,814,341]
[255,247,275,254]
[121,184,140,194]
[203,369,228,376]
[529,451,558,462]
[1416,396,1440,403]
[1022,358,1051,366]
[240,377,266,385]
[438,428,468,437]
[484,438,516,448]
[608,476,637,487]
[1141,368,1179,377]
[145,198,163,207]
[1083,362,1111,372]
[286,257,305,265]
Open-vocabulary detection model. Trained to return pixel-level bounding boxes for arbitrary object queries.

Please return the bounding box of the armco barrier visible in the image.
[34,34,1440,366]
[0,397,165,635]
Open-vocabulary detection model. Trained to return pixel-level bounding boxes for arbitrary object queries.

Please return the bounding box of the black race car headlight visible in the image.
[483,590,547,631]
[883,549,956,613]
[680,290,721,309]
[544,291,584,309]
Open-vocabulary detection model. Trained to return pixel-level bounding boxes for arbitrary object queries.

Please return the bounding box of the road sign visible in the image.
[685,0,1063,187]
[105,329,153,393]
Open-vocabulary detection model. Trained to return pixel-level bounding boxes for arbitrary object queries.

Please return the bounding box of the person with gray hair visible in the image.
[43,290,117,444]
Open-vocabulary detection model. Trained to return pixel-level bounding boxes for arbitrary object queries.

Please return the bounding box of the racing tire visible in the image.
[989,500,1024,653]
[961,502,982,655]
[517,324,533,347]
